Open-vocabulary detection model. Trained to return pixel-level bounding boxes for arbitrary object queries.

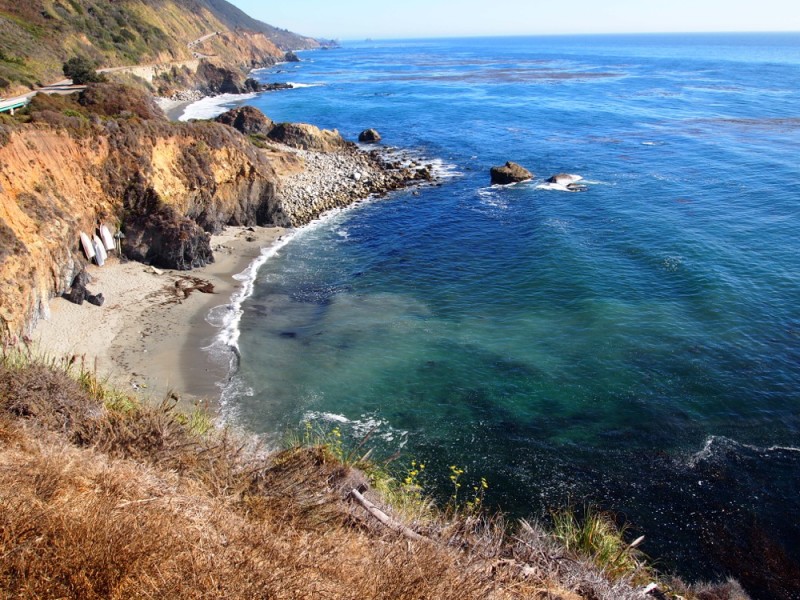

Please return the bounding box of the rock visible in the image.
[358,128,382,143]
[268,122,347,152]
[86,292,104,307]
[62,271,89,305]
[546,173,583,185]
[196,62,248,95]
[261,82,293,92]
[214,106,274,136]
[284,51,301,63]
[490,161,533,185]
[122,183,214,270]
[63,287,85,305]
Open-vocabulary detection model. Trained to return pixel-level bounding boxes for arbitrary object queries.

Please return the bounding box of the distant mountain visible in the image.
[197,0,318,49]
[0,0,318,93]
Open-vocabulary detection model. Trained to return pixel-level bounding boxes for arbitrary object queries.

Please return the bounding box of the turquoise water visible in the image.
[219,35,800,596]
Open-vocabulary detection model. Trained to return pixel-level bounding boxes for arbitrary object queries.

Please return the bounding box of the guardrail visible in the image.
[0,98,30,115]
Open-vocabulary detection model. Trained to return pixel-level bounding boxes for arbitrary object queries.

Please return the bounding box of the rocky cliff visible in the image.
[0,84,292,339]
[0,87,428,341]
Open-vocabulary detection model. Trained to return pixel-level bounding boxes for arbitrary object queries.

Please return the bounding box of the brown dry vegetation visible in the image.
[0,350,751,600]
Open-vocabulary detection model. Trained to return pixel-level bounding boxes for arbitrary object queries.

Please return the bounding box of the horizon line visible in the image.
[330,30,800,43]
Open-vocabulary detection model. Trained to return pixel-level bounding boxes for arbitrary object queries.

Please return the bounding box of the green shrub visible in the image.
[62,56,106,85]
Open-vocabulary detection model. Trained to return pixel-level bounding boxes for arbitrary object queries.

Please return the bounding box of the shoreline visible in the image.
[32,82,438,409]
[31,225,287,407]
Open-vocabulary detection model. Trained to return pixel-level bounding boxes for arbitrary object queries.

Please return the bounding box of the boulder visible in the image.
[86,293,104,307]
[62,271,88,305]
[358,128,382,143]
[490,162,533,185]
[546,173,582,185]
[214,106,274,136]
[267,122,347,152]
[284,51,300,63]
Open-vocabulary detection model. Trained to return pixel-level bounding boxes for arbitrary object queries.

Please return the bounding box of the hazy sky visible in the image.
[230,0,800,39]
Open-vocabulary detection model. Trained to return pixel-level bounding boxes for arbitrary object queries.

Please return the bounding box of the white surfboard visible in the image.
[80,231,95,260]
[99,225,115,251]
[93,235,106,266]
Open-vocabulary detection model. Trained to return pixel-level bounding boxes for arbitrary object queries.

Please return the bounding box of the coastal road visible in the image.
[188,31,221,58]
[188,31,220,47]
[0,32,222,113]
[0,80,86,114]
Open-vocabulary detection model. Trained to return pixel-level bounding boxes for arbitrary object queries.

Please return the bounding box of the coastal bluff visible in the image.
[0,87,427,341]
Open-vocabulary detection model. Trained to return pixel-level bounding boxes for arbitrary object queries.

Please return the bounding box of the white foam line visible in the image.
[179,92,257,121]
[207,198,386,412]
[285,82,324,88]
[688,435,800,468]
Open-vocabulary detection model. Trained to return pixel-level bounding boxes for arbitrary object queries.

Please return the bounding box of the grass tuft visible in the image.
[551,505,646,580]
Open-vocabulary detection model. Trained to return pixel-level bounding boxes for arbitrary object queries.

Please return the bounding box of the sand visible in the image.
[31,225,287,406]
[154,96,195,121]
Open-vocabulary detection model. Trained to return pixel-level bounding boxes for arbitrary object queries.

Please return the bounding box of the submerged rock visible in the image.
[358,128,382,143]
[490,161,533,185]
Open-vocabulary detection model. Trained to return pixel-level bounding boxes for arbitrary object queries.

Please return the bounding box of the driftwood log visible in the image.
[348,488,428,543]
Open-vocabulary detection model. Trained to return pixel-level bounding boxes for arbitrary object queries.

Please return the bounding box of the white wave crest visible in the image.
[179,93,257,121]
[286,82,324,89]
[687,435,800,468]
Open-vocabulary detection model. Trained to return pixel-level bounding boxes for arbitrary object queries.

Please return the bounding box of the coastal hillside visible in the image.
[0,350,748,600]
[0,83,424,340]
[0,0,318,93]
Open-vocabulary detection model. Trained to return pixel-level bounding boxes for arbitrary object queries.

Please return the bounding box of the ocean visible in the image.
[190,34,800,596]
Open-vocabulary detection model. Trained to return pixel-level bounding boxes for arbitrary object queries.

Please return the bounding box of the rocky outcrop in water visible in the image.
[546,173,582,185]
[358,129,382,143]
[490,162,533,185]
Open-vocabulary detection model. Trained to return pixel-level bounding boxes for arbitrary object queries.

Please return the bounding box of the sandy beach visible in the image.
[31,225,287,407]
[154,96,197,121]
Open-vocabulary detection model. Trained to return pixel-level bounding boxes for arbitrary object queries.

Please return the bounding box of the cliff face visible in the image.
[0,85,428,341]
[0,86,302,339]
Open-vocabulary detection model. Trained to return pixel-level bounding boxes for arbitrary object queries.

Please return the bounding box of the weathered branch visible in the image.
[348,488,428,543]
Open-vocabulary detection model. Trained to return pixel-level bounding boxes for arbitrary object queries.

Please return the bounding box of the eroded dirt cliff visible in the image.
[0,85,430,341]
[0,85,300,339]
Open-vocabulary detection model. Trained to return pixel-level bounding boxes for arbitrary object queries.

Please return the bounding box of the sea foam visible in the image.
[179,92,257,121]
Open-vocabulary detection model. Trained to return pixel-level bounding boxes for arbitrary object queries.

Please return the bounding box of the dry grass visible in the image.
[0,350,750,600]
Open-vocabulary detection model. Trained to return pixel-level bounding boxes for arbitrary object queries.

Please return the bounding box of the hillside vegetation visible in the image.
[0,0,318,93]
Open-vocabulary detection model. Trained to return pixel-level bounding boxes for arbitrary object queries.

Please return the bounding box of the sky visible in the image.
[230,0,800,40]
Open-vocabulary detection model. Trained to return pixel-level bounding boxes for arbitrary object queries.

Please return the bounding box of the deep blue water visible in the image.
[215,34,800,596]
